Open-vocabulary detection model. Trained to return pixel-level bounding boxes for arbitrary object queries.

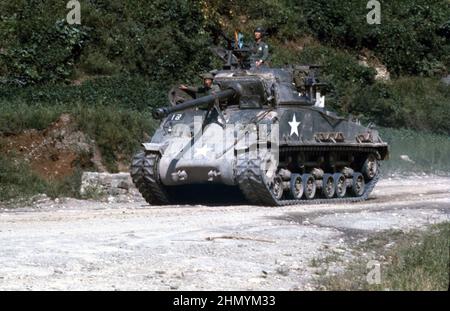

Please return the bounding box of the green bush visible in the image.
[0,102,64,133]
[1,0,448,84]
[352,78,450,134]
[297,0,450,76]
[73,105,157,172]
[79,51,120,75]
[0,0,88,84]
[0,75,168,113]
[0,154,47,201]
[204,0,305,40]
[0,154,82,201]
[0,0,213,85]
[208,0,449,76]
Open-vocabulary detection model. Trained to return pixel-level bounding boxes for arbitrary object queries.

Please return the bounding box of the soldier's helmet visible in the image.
[200,73,214,80]
[254,26,265,35]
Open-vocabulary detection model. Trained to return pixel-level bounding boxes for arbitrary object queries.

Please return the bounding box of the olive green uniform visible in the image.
[183,84,221,109]
[250,41,270,67]
[184,84,221,99]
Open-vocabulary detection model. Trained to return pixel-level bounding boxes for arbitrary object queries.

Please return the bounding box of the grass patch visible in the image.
[73,104,157,172]
[318,223,450,291]
[0,75,168,112]
[80,185,107,201]
[0,154,82,202]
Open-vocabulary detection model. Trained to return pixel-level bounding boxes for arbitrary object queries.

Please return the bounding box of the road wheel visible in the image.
[302,174,316,200]
[351,173,365,197]
[290,174,304,199]
[271,176,284,200]
[362,154,379,180]
[322,174,335,199]
[333,173,347,198]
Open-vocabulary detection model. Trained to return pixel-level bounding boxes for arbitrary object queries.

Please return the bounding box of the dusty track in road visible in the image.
[0,177,449,290]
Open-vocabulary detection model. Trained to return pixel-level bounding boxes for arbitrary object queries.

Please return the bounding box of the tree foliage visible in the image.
[1,0,448,84]
[0,0,212,85]
[0,0,449,135]
[297,0,450,76]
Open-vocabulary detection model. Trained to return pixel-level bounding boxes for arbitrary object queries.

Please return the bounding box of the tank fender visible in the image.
[142,143,167,155]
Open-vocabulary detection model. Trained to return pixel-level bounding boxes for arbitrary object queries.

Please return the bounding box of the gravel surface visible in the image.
[0,176,449,290]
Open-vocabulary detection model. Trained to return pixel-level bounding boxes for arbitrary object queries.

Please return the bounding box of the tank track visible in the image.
[130,152,170,205]
[236,146,380,206]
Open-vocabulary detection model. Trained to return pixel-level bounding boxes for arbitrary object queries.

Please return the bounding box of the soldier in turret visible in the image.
[250,27,270,68]
[179,73,220,99]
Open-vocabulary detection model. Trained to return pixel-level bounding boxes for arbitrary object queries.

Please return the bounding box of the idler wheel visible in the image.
[302,174,317,200]
[333,173,347,198]
[290,174,304,199]
[322,174,335,199]
[271,176,284,200]
[362,154,379,180]
[351,173,365,197]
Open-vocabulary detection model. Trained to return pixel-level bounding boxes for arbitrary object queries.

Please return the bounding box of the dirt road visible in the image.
[0,176,449,290]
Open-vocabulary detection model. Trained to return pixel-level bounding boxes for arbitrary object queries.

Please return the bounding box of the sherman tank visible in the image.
[130,45,389,206]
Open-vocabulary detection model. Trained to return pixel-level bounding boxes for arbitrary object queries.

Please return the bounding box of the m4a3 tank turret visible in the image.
[130,46,389,206]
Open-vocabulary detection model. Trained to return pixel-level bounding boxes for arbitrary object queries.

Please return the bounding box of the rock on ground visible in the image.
[80,172,140,203]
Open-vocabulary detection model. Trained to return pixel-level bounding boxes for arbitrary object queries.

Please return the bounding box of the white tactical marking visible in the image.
[288,114,301,137]
[195,145,212,158]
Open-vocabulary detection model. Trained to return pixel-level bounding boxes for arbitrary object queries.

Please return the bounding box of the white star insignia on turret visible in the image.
[288,114,301,137]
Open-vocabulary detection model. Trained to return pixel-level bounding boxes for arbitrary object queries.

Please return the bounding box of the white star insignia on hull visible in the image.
[194,145,212,158]
[288,114,301,137]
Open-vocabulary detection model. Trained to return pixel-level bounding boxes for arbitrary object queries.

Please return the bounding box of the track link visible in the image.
[236,146,380,206]
[130,152,170,205]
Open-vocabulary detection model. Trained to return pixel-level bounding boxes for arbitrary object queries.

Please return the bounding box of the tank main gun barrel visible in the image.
[152,88,236,119]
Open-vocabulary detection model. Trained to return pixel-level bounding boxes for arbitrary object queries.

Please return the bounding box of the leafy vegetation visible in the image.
[0,2,88,85]
[0,0,212,86]
[74,105,157,172]
[0,75,166,124]
[1,0,448,83]
[319,223,450,291]
[0,154,82,202]
[205,0,449,76]
[3,1,446,132]
[353,78,450,135]
[299,0,450,76]
[380,223,450,291]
